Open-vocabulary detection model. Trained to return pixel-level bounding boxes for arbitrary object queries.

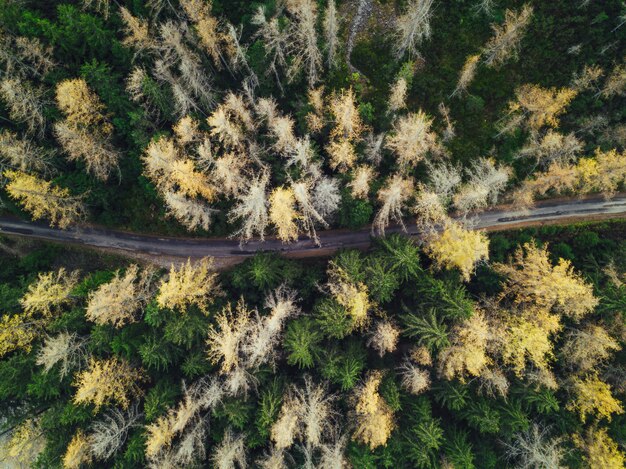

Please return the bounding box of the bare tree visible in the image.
[323,0,340,68]
[89,405,141,460]
[252,6,289,86]
[0,130,53,174]
[36,332,87,379]
[313,176,341,220]
[286,0,323,86]
[395,0,435,58]
[229,171,270,243]
[373,174,414,235]
[212,428,246,469]
[503,424,566,469]
[0,78,46,137]
[451,54,480,97]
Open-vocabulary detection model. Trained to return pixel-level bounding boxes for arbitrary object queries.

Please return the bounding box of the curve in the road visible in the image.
[1,195,625,260]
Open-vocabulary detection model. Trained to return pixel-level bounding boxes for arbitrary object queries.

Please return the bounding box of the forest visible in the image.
[0,0,625,468]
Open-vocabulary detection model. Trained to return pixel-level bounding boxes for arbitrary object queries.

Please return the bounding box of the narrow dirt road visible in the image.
[1,195,625,264]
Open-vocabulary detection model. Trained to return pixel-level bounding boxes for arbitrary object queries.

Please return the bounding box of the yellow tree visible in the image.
[4,170,85,228]
[73,357,145,410]
[86,265,155,328]
[561,325,621,372]
[327,262,371,329]
[494,242,598,320]
[156,258,220,313]
[425,222,489,281]
[576,148,626,197]
[0,418,46,468]
[567,375,624,423]
[54,78,118,181]
[326,88,365,172]
[351,372,395,449]
[269,187,300,242]
[206,300,252,373]
[505,84,577,132]
[63,431,92,469]
[21,268,79,317]
[0,314,37,358]
[574,426,625,469]
[373,174,414,235]
[438,311,490,380]
[451,54,480,97]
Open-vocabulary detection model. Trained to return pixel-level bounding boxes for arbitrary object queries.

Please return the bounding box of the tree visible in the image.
[395,0,434,58]
[285,0,323,86]
[425,222,489,281]
[567,375,624,423]
[481,5,533,69]
[4,170,85,228]
[494,242,598,320]
[206,300,252,374]
[516,130,583,168]
[0,418,46,468]
[212,428,247,469]
[269,187,300,242]
[349,165,374,200]
[0,313,38,358]
[452,158,510,214]
[399,360,431,395]
[323,0,339,68]
[156,258,220,313]
[327,262,371,328]
[229,171,270,243]
[573,426,625,469]
[73,357,145,410]
[36,331,86,379]
[388,77,408,113]
[0,78,46,136]
[503,84,577,132]
[561,325,621,372]
[63,431,93,469]
[351,371,395,449]
[451,54,480,97]
[600,63,626,98]
[438,311,490,380]
[373,174,414,235]
[21,268,79,316]
[577,148,626,197]
[89,405,140,460]
[503,424,565,469]
[0,130,53,174]
[251,6,289,85]
[86,264,155,327]
[385,111,439,166]
[367,320,400,357]
[54,78,118,181]
[326,88,365,172]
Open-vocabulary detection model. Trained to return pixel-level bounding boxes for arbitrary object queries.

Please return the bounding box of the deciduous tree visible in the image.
[567,375,624,423]
[351,371,395,449]
[385,111,439,166]
[156,258,220,313]
[481,5,533,68]
[373,174,414,235]
[21,268,79,317]
[269,187,300,242]
[4,170,85,228]
[395,0,434,58]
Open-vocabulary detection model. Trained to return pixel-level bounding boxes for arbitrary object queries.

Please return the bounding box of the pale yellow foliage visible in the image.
[508,84,577,131]
[512,161,579,208]
[576,148,626,197]
[373,174,414,235]
[173,115,200,145]
[156,257,220,313]
[55,78,110,130]
[73,357,145,410]
[426,222,489,281]
[0,314,37,358]
[86,265,154,327]
[482,4,533,69]
[269,187,300,242]
[326,138,357,172]
[413,188,448,231]
[386,111,439,166]
[21,268,78,317]
[145,414,176,458]
[327,263,371,328]
[36,332,85,378]
[496,307,561,375]
[271,399,300,450]
[574,426,626,469]
[410,346,433,366]
[4,170,84,228]
[63,431,92,469]
[212,152,248,197]
[452,54,480,97]
[388,77,408,112]
[601,63,626,98]
[561,325,621,372]
[352,372,395,449]
[207,104,245,149]
[0,130,52,173]
[0,78,46,136]
[368,320,400,356]
[349,165,374,199]
[206,300,252,373]
[438,311,490,380]
[495,242,598,319]
[0,418,45,467]
[305,86,325,132]
[119,6,152,51]
[567,375,624,423]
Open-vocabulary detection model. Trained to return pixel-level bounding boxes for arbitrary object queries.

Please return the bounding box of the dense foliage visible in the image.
[0,221,625,468]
